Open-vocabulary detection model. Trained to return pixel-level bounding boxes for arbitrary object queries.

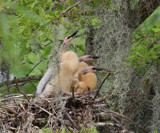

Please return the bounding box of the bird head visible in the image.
[82,66,105,74]
[62,30,78,49]
[79,55,101,62]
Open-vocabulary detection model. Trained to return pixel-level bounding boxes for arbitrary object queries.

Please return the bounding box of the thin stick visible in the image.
[64,111,81,130]
[34,104,53,116]
[26,59,46,76]
[107,109,148,132]
[55,0,86,21]
[0,75,42,88]
[94,73,111,100]
[14,77,30,102]
[72,87,75,100]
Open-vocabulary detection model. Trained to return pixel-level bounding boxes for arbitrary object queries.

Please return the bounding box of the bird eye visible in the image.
[92,67,97,70]
[67,36,71,39]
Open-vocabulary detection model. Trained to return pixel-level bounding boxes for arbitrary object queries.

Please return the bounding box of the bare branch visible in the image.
[64,111,81,130]
[54,0,87,21]
[1,10,17,15]
[26,59,46,76]
[14,77,30,102]
[94,73,111,100]
[0,75,42,88]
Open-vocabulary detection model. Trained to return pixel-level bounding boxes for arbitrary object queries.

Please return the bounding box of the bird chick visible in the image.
[74,55,100,79]
[71,79,88,94]
[71,66,104,94]
[37,30,79,97]
[78,66,105,91]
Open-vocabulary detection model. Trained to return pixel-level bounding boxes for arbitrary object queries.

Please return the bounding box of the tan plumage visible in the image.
[42,51,79,95]
[71,79,88,94]
[78,67,97,91]
[78,66,105,92]
[74,55,100,79]
[71,66,104,94]
[39,30,79,97]
[74,62,88,79]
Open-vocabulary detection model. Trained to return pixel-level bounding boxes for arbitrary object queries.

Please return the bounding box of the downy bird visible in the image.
[74,55,100,79]
[72,66,105,93]
[71,79,88,94]
[36,30,79,97]
[78,66,105,91]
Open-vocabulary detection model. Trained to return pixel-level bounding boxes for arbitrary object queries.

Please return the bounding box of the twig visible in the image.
[0,75,42,87]
[64,111,81,130]
[0,94,34,102]
[147,38,160,50]
[125,100,152,111]
[1,106,17,115]
[34,104,53,116]
[14,77,30,102]
[95,122,120,127]
[111,114,126,130]
[72,87,75,100]
[132,32,160,42]
[1,10,17,15]
[107,109,148,132]
[55,0,87,21]
[26,59,46,76]
[94,73,111,100]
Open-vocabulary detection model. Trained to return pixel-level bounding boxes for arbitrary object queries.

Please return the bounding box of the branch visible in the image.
[72,87,75,100]
[1,10,17,16]
[0,94,34,102]
[128,0,160,29]
[0,75,42,88]
[14,77,30,102]
[95,122,121,127]
[147,38,160,50]
[26,59,46,76]
[94,73,111,100]
[64,111,81,130]
[34,104,53,116]
[107,109,148,132]
[55,0,87,21]
[132,31,160,43]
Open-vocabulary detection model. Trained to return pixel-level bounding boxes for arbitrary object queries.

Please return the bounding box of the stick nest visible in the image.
[0,90,140,133]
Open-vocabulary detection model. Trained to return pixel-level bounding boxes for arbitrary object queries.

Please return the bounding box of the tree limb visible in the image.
[14,77,30,102]
[1,10,17,16]
[94,73,111,100]
[128,0,160,29]
[0,75,42,88]
[55,0,87,21]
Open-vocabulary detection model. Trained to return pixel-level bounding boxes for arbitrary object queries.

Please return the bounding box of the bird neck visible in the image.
[60,43,68,55]
[79,57,84,62]
[78,70,86,81]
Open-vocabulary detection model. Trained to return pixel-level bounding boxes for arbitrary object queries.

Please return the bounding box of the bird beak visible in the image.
[92,67,106,71]
[68,30,79,38]
[88,56,101,59]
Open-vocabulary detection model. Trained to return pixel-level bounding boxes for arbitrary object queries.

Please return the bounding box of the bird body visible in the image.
[78,72,97,91]
[36,30,79,97]
[71,79,88,93]
[58,51,79,92]
[36,67,54,95]
[75,67,105,93]
[74,55,100,79]
[74,62,88,79]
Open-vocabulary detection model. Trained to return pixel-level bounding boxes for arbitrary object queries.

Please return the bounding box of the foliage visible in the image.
[128,6,160,69]
[0,0,109,94]
[41,126,99,133]
[78,126,99,133]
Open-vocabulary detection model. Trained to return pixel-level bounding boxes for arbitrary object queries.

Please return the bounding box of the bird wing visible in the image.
[36,66,55,95]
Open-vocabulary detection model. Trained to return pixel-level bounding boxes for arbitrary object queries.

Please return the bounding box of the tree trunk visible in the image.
[85,0,160,132]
